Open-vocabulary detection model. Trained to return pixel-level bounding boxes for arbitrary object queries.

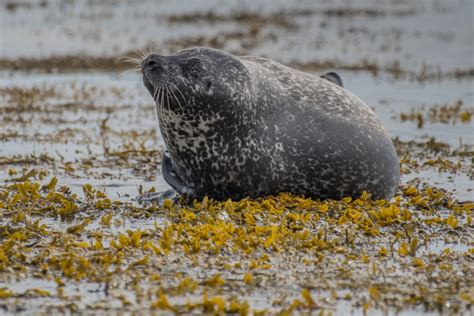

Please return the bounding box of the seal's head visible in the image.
[141,47,251,115]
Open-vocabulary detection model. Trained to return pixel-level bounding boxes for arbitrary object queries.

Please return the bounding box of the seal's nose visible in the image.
[142,54,164,72]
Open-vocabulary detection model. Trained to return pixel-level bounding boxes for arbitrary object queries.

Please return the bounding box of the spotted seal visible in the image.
[140,47,400,201]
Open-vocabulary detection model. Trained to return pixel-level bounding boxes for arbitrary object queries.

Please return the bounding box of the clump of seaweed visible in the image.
[399,100,473,128]
[0,177,472,314]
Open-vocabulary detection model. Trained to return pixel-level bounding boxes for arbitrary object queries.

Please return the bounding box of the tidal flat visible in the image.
[0,0,473,315]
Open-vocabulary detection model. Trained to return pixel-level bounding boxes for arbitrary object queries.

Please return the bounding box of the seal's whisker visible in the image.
[160,83,167,127]
[148,44,155,55]
[143,45,153,59]
[164,85,168,111]
[152,83,159,100]
[153,88,161,120]
[117,55,144,74]
[158,85,163,109]
[165,85,171,113]
[160,84,164,108]
[153,85,160,102]
[129,49,145,59]
[137,48,148,61]
[168,82,186,109]
[167,84,178,109]
[167,83,184,112]
[118,56,141,64]
[155,85,164,127]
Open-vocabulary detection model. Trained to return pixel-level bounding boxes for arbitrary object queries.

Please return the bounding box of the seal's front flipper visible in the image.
[135,189,178,206]
[320,72,343,87]
[162,151,194,196]
[134,152,194,206]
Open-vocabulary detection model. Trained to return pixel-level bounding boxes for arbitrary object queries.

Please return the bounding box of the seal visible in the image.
[140,47,400,201]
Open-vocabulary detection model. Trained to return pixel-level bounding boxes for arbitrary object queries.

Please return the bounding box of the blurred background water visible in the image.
[0,1,473,314]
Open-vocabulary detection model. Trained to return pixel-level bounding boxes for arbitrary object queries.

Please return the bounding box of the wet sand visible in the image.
[0,0,473,315]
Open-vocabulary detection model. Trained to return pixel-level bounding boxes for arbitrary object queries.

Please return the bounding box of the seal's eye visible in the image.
[182,58,202,79]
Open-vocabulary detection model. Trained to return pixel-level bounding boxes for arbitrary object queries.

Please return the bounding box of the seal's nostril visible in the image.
[147,60,156,67]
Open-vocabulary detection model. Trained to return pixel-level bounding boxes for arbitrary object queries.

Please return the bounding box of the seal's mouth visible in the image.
[140,54,186,112]
[140,54,166,90]
[141,54,168,98]
[142,70,158,95]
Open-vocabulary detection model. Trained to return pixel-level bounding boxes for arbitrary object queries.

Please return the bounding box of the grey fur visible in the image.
[141,47,400,201]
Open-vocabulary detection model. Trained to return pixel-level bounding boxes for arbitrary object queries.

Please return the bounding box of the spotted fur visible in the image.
[141,47,400,200]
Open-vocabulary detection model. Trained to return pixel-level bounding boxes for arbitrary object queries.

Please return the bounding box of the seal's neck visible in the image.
[157,108,224,152]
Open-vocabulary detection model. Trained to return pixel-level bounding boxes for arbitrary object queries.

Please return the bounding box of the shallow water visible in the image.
[0,0,473,315]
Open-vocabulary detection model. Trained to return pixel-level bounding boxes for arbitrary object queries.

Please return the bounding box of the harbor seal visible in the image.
[140,47,400,201]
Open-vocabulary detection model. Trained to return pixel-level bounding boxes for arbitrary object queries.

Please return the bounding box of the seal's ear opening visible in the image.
[320,72,343,87]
